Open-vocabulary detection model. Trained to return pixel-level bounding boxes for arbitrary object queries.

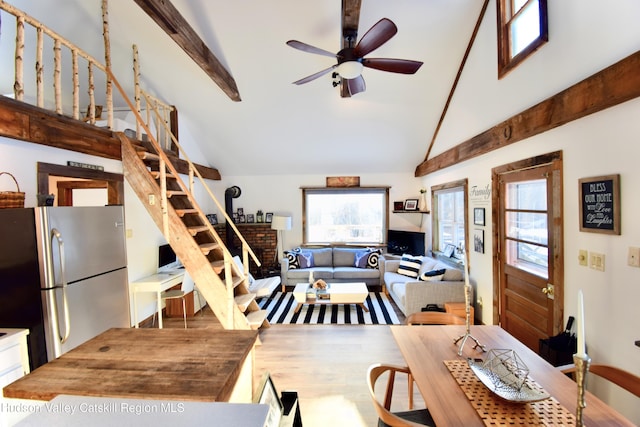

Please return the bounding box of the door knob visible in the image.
[542,284,554,298]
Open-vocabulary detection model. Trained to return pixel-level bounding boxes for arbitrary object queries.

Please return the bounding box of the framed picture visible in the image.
[443,243,456,258]
[474,208,485,226]
[394,201,404,211]
[237,207,244,216]
[474,229,484,254]
[239,214,246,223]
[253,372,283,427]
[578,174,620,235]
[404,199,419,211]
[265,212,273,223]
[247,214,255,223]
[206,213,218,225]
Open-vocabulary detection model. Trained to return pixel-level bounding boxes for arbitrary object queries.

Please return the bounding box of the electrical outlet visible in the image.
[590,252,605,271]
[126,229,133,239]
[148,194,155,205]
[578,249,588,266]
[628,247,640,267]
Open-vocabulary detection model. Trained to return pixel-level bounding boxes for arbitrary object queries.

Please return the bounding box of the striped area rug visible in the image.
[258,291,401,325]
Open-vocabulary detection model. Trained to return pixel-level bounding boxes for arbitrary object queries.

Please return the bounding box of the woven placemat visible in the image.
[444,360,577,426]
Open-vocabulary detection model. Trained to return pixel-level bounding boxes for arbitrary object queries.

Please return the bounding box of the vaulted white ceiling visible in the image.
[2,0,485,177]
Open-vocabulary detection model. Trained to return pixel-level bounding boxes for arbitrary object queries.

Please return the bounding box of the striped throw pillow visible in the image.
[397,254,423,278]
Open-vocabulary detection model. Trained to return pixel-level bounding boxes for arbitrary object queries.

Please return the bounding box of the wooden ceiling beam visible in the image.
[133,0,241,102]
[415,49,640,177]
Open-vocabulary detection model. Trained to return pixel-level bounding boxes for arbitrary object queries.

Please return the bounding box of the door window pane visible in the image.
[504,179,548,278]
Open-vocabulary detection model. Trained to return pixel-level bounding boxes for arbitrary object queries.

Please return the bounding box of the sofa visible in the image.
[280,247,384,289]
[383,255,469,317]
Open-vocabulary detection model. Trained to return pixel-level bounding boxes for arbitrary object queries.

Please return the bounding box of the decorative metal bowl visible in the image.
[468,349,550,403]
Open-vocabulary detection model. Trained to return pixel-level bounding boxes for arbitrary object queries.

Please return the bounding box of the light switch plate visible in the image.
[590,252,605,271]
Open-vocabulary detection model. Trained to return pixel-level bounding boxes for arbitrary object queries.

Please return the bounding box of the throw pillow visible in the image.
[397,254,423,278]
[354,250,370,268]
[419,268,446,281]
[353,248,383,269]
[365,248,382,269]
[297,251,315,269]
[284,247,302,269]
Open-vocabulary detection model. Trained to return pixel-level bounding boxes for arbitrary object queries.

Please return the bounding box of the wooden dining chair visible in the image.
[367,363,436,427]
[560,364,640,398]
[405,311,466,326]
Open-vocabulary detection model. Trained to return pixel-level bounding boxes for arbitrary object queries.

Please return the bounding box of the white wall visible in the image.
[420,1,640,422]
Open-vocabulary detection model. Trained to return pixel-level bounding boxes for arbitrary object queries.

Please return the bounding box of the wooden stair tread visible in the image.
[210,260,225,274]
[187,225,209,236]
[199,242,219,255]
[149,170,176,180]
[245,310,268,329]
[137,151,160,161]
[166,190,186,197]
[234,293,256,311]
[175,208,198,217]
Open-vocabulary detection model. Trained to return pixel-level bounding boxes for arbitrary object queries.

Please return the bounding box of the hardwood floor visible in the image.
[160,302,424,426]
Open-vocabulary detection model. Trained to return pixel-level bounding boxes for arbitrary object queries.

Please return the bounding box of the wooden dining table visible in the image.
[391,324,634,426]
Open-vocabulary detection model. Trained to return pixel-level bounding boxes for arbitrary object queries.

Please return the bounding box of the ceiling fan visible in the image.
[286,18,423,96]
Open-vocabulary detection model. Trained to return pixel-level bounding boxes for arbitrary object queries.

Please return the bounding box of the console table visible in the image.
[130,270,185,328]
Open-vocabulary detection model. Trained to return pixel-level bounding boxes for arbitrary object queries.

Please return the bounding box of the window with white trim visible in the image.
[303,187,388,245]
[497,0,548,78]
[431,180,467,256]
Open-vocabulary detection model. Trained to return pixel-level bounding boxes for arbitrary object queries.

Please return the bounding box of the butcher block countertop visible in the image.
[2,328,258,402]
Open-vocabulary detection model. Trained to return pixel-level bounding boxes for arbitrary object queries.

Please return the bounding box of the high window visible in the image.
[302,187,388,245]
[497,0,548,78]
[431,180,468,256]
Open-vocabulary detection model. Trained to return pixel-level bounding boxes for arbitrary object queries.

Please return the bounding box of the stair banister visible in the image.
[139,90,261,269]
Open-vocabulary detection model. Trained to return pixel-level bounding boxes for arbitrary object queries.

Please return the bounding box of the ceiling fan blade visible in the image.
[346,75,366,96]
[286,40,336,58]
[353,18,397,57]
[292,65,337,85]
[362,58,423,74]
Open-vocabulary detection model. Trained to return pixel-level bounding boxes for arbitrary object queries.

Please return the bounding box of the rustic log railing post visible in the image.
[102,0,113,129]
[72,50,80,120]
[35,27,44,108]
[87,63,95,123]
[53,39,62,114]
[14,16,24,101]
[133,44,142,139]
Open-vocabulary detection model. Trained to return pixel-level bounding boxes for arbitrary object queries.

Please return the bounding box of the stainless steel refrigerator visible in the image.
[0,206,130,370]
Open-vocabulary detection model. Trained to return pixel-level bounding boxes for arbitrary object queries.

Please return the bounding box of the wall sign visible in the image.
[578,174,620,235]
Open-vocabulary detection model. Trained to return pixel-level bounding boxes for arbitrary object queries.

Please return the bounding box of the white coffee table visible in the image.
[292,282,369,313]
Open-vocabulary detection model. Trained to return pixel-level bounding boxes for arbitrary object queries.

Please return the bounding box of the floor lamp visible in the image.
[271,215,292,266]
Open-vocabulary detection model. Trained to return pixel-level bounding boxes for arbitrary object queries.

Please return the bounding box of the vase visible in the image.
[419,194,427,211]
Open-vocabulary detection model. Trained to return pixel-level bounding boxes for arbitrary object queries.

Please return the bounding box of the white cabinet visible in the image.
[0,328,30,392]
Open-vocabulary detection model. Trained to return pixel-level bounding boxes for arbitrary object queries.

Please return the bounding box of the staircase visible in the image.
[120,133,269,330]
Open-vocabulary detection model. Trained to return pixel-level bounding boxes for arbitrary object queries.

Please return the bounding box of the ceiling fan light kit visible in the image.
[286,18,423,96]
[336,61,363,79]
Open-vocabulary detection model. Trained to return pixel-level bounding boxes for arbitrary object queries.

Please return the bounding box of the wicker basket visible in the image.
[0,172,25,208]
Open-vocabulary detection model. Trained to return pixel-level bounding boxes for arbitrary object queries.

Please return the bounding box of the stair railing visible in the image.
[1,0,112,126]
[107,69,260,282]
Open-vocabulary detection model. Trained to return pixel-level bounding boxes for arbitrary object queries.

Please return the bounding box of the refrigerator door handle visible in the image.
[51,228,71,344]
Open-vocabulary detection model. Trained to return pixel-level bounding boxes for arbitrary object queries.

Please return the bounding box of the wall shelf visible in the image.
[393,210,430,214]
